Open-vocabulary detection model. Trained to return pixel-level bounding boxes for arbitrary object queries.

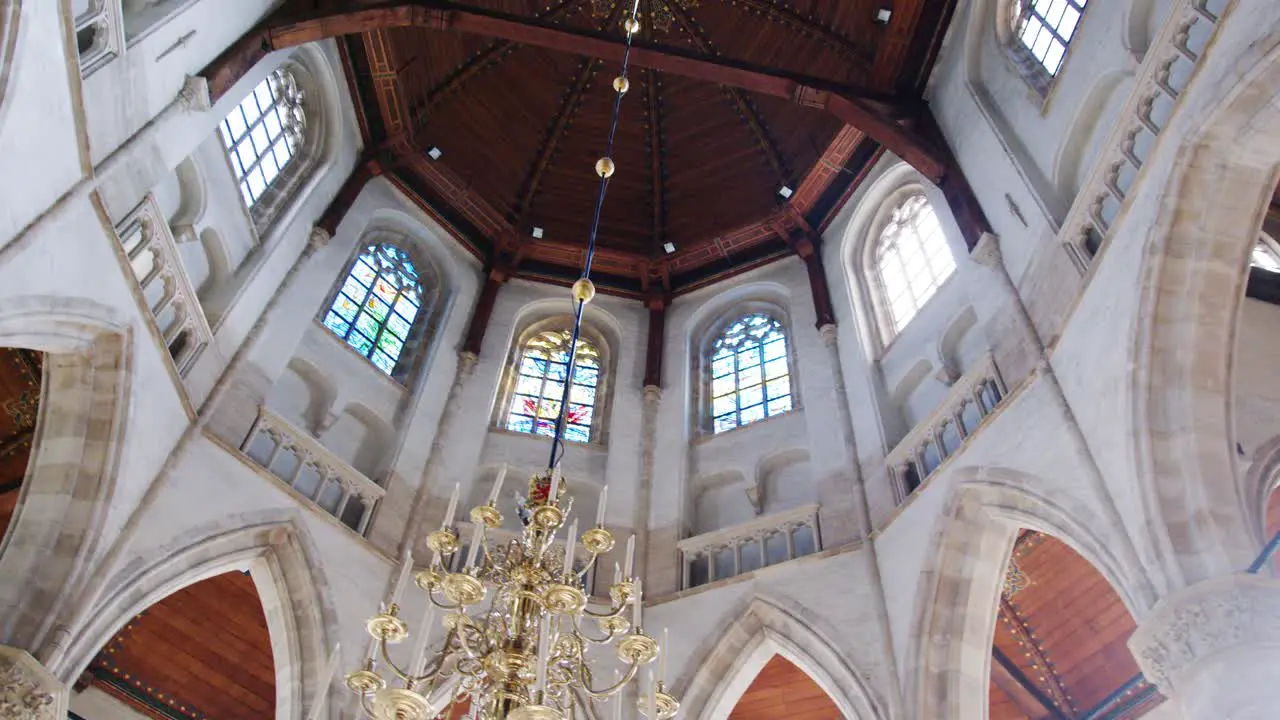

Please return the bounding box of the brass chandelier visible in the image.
[343,3,679,719]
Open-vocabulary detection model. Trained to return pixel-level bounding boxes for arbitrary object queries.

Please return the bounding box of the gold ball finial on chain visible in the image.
[613,76,630,94]
[623,17,641,35]
[595,157,616,178]
[572,278,596,304]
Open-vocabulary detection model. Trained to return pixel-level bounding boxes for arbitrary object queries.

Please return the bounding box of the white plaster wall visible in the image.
[1232,298,1280,457]
[71,686,149,720]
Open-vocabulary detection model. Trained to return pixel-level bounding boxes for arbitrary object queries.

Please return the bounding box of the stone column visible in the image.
[1130,574,1280,720]
[634,385,661,582]
[0,645,66,720]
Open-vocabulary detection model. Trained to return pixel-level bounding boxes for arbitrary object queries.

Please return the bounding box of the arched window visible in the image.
[502,330,602,443]
[1252,234,1280,273]
[220,68,307,213]
[322,241,427,378]
[708,314,793,434]
[872,194,955,336]
[1009,0,1087,89]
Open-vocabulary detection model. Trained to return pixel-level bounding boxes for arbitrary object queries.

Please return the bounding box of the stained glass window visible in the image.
[709,314,792,434]
[219,68,306,210]
[874,195,955,335]
[1252,236,1280,273]
[322,242,424,376]
[1012,0,1087,78]
[505,330,601,443]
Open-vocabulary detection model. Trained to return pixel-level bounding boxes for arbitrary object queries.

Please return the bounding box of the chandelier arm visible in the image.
[568,613,617,644]
[358,691,379,716]
[578,656,641,699]
[579,599,627,620]
[377,636,418,683]
[422,583,467,612]
[453,619,489,661]
[401,628,461,686]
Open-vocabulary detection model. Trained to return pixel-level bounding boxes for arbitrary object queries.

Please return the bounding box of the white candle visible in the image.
[465,521,484,569]
[659,628,669,684]
[632,579,643,629]
[613,562,622,585]
[534,621,550,694]
[612,670,623,720]
[646,672,657,720]
[364,602,387,665]
[306,643,341,720]
[441,482,460,529]
[563,518,578,575]
[408,601,437,677]
[595,485,608,526]
[624,535,636,578]
[389,549,414,608]
[488,463,508,505]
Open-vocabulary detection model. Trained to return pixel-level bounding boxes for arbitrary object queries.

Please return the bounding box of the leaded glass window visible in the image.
[220,68,306,210]
[322,243,424,376]
[709,314,792,433]
[874,195,955,335]
[1252,236,1280,273]
[1012,0,1087,78]
[505,331,601,443]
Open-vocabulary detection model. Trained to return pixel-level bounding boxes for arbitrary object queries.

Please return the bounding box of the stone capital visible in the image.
[457,351,480,378]
[817,323,838,347]
[1129,574,1280,694]
[177,75,212,113]
[642,384,662,404]
[307,226,333,253]
[0,646,66,720]
[971,232,1004,270]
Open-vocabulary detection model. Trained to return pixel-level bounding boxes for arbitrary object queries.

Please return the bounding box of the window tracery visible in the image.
[1009,0,1088,91]
[871,194,955,337]
[322,241,426,378]
[502,330,602,443]
[707,314,793,434]
[220,68,307,211]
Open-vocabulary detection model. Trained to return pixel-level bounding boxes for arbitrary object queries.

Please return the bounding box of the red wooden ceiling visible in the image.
[86,571,275,720]
[728,655,841,720]
[0,348,42,540]
[989,532,1164,720]
[340,0,952,294]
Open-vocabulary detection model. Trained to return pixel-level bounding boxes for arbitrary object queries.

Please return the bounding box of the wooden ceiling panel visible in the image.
[987,680,1031,720]
[728,655,840,720]
[0,348,42,541]
[87,571,275,720]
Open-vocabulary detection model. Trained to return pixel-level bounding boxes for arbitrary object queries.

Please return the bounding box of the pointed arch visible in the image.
[680,596,887,720]
[0,297,130,656]
[906,471,1155,720]
[50,520,338,720]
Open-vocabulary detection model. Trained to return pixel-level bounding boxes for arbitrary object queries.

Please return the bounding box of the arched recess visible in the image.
[0,298,130,657]
[78,569,276,717]
[1130,33,1280,585]
[50,520,338,720]
[906,472,1154,720]
[680,596,887,720]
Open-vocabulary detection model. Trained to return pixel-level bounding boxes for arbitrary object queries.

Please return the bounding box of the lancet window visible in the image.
[871,194,955,337]
[220,68,307,211]
[503,330,602,443]
[708,314,793,433]
[322,241,427,378]
[1011,0,1088,80]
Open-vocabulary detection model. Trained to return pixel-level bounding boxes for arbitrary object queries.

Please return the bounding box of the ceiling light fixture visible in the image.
[778,185,794,199]
[874,8,892,24]
[532,227,545,239]
[344,4,677,720]
[427,146,443,160]
[663,242,676,255]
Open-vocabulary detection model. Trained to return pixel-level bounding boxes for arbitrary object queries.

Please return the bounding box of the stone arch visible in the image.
[50,520,338,720]
[0,298,130,656]
[0,0,21,126]
[680,595,886,720]
[1130,24,1280,585]
[906,471,1155,720]
[1242,435,1280,547]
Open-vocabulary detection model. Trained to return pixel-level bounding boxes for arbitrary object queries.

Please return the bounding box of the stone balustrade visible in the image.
[73,0,124,77]
[885,354,1006,504]
[678,504,821,590]
[242,408,385,535]
[115,194,213,378]
[1061,0,1226,271]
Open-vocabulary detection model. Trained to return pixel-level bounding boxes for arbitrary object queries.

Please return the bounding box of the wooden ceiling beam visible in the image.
[997,597,1075,716]
[662,0,791,187]
[516,58,600,222]
[728,0,872,67]
[991,647,1069,720]
[206,1,946,180]
[644,67,666,252]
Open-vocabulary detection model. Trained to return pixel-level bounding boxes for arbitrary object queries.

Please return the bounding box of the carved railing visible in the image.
[886,354,1006,504]
[243,408,385,535]
[115,195,212,377]
[678,503,821,590]
[73,0,124,76]
[1061,0,1227,271]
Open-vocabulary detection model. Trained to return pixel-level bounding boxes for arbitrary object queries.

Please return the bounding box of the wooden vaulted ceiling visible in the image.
[0,347,42,540]
[332,0,959,295]
[988,532,1165,720]
[82,571,275,720]
[729,655,840,720]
